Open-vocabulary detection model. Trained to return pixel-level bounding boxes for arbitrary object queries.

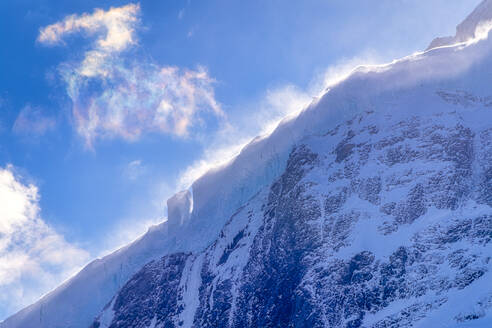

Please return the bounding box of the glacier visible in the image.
[2,1,492,327]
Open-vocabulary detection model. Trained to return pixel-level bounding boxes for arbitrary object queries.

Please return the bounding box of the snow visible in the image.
[96,296,116,328]
[3,1,492,327]
[415,251,492,327]
[186,24,492,260]
[167,190,192,231]
[428,0,492,49]
[204,191,267,327]
[147,316,157,328]
[177,254,204,328]
[0,220,173,328]
[456,0,492,42]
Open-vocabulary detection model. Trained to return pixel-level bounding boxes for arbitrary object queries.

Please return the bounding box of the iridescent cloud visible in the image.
[38,3,223,147]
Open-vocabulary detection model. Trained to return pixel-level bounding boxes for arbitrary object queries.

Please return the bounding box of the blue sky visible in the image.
[0,0,481,320]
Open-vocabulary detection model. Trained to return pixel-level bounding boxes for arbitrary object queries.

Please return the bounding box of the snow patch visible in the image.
[178,254,204,328]
[97,297,116,328]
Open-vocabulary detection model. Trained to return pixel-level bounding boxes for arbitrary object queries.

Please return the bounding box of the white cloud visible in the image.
[38,3,223,147]
[12,104,56,136]
[0,165,89,316]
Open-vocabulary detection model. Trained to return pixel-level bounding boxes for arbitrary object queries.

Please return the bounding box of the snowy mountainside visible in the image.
[93,106,492,327]
[3,1,492,327]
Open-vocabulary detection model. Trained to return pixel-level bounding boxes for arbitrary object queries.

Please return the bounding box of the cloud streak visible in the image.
[12,104,56,136]
[38,3,223,147]
[0,165,89,317]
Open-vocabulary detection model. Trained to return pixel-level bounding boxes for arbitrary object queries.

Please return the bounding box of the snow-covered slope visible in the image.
[93,108,492,327]
[3,1,492,327]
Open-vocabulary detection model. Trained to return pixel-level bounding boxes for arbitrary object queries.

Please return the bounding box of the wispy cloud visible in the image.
[97,178,173,257]
[123,159,146,181]
[177,83,312,189]
[0,165,89,317]
[98,215,163,257]
[178,52,384,189]
[38,3,223,147]
[12,104,56,136]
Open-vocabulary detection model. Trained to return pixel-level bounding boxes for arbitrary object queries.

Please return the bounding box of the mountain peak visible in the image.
[456,0,492,41]
[428,0,492,49]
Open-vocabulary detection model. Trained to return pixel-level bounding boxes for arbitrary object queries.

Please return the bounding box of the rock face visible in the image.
[92,107,492,327]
